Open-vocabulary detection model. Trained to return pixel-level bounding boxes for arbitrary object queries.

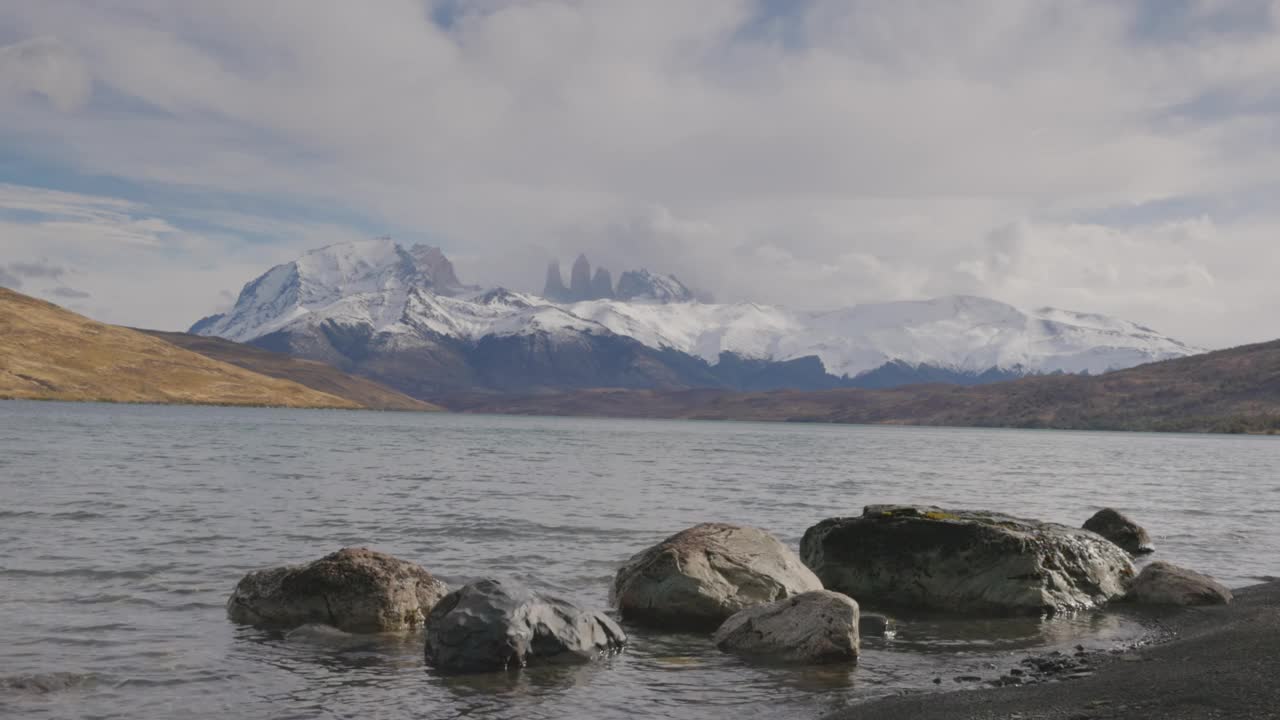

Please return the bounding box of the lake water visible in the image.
[2,401,1278,720]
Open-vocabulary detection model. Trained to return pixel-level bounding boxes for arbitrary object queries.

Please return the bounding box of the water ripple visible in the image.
[2,400,1278,720]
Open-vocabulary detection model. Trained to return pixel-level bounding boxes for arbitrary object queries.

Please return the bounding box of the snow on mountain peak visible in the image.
[194,240,1200,381]
[615,269,694,303]
[195,238,465,342]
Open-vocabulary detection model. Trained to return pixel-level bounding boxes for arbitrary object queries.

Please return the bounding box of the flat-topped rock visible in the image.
[612,523,822,629]
[1083,508,1154,555]
[1125,561,1233,606]
[800,505,1135,615]
[424,578,626,674]
[227,547,449,633]
[713,590,860,663]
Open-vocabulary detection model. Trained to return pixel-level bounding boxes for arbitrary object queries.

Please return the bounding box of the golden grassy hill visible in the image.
[0,287,365,409]
[139,329,440,412]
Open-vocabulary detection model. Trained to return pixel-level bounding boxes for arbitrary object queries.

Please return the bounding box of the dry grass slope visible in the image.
[0,288,360,409]
[139,330,441,412]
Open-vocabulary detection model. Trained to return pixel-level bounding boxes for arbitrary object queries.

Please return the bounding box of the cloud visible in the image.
[0,183,376,330]
[0,2,1278,346]
[47,285,90,299]
[8,260,65,279]
[0,36,91,111]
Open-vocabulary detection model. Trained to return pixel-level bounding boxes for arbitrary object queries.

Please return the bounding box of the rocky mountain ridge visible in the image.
[542,253,694,303]
[189,239,1200,399]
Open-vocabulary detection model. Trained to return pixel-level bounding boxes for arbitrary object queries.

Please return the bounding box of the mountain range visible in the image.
[446,338,1280,434]
[189,238,1200,400]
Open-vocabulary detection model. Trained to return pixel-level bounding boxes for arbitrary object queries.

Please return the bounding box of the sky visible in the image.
[1,0,1278,348]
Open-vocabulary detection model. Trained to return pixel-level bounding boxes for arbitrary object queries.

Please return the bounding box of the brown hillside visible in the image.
[140,330,440,412]
[0,288,359,409]
[441,339,1280,433]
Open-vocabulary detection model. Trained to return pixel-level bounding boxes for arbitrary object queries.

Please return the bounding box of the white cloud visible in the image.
[0,184,368,330]
[0,1,1278,346]
[0,36,91,111]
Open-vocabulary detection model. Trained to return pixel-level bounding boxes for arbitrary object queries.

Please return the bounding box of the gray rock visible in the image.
[226,547,448,633]
[612,523,823,629]
[713,590,859,663]
[800,505,1135,614]
[424,578,626,674]
[1125,561,1233,606]
[1084,508,1154,555]
[859,613,896,638]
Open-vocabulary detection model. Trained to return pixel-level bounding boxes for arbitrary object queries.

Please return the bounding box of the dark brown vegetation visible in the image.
[441,339,1280,434]
[140,330,439,412]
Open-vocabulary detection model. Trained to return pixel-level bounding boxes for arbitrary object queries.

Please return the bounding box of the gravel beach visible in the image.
[832,580,1280,720]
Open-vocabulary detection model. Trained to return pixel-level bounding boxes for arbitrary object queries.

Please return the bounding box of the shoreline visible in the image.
[833,580,1280,720]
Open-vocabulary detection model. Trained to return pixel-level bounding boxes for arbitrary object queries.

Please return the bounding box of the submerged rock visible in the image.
[226,547,448,633]
[612,523,823,629]
[800,505,1135,614]
[1125,561,1233,606]
[859,613,896,638]
[1084,508,1154,555]
[424,578,626,674]
[713,590,860,663]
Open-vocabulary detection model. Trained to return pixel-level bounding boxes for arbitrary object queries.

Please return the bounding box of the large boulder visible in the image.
[1083,508,1154,555]
[226,547,448,633]
[800,505,1135,615]
[611,523,823,629]
[424,578,626,674]
[713,590,860,664]
[1125,561,1233,606]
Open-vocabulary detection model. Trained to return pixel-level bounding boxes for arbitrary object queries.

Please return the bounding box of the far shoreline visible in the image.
[5,396,1280,437]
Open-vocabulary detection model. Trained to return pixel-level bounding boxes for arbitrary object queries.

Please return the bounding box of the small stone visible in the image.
[954,675,983,683]
[1009,668,1025,676]
[713,590,860,664]
[1083,508,1154,555]
[226,547,448,633]
[858,613,896,638]
[425,578,625,674]
[613,523,821,628]
[1125,562,1233,606]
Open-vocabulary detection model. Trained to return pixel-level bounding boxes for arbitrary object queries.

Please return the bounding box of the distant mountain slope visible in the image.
[442,339,1280,434]
[0,288,358,409]
[190,239,1199,396]
[139,330,440,411]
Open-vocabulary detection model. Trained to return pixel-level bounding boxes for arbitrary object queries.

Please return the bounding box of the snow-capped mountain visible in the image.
[615,269,694,303]
[192,238,464,341]
[192,239,1200,397]
[565,294,1194,377]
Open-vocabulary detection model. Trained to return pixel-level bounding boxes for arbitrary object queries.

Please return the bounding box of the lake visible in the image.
[2,400,1277,719]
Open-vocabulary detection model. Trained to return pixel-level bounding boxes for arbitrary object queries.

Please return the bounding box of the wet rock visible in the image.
[1083,508,1154,555]
[612,523,822,628]
[1124,561,1233,606]
[713,590,859,664]
[859,613,896,638]
[226,547,448,633]
[800,505,1135,614]
[424,578,626,674]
